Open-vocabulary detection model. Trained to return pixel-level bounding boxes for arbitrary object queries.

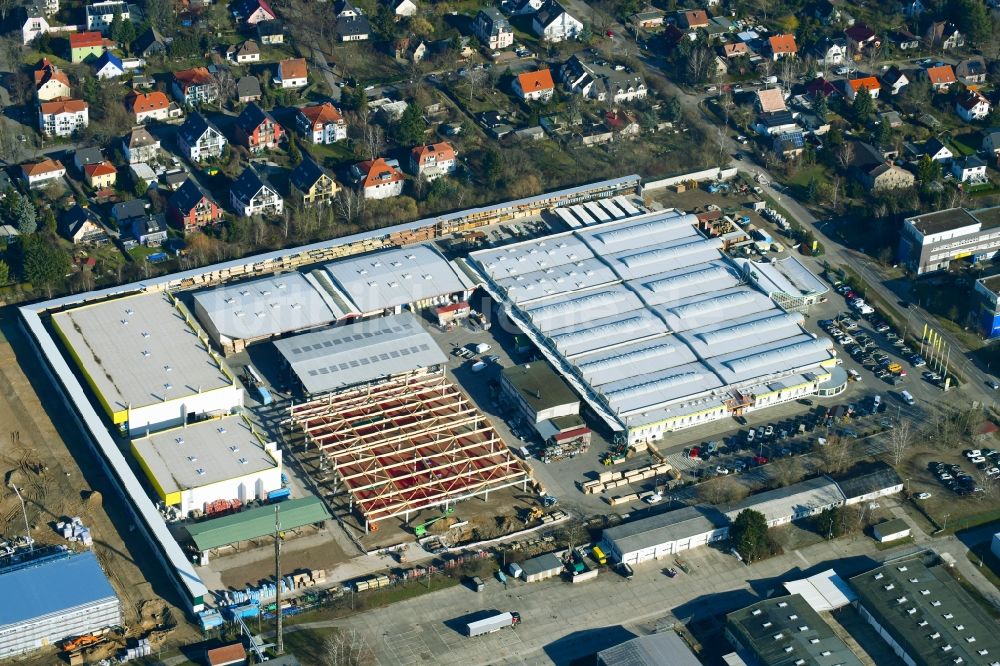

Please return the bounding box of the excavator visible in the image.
[61,633,107,654]
[412,507,455,537]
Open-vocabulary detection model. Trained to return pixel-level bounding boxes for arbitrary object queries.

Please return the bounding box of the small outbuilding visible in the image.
[873,518,911,543]
[520,552,564,582]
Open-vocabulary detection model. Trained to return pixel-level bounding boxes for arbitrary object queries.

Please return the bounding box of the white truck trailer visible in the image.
[466,611,521,637]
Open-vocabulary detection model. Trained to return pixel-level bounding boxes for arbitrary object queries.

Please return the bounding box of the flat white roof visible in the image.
[574,337,699,387]
[273,312,447,394]
[678,310,806,359]
[653,287,776,333]
[473,234,594,280]
[603,236,725,281]
[52,292,232,412]
[547,308,668,358]
[740,256,829,298]
[492,257,618,305]
[321,245,468,314]
[602,361,724,416]
[524,285,643,332]
[192,272,336,343]
[132,415,277,494]
[628,261,743,307]
[783,569,856,613]
[706,336,834,385]
[577,211,700,255]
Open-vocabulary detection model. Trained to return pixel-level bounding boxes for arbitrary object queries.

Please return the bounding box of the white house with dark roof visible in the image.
[532,0,582,43]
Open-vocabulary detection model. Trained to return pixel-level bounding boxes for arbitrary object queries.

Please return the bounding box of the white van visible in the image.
[848,369,862,382]
[873,394,881,408]
[900,390,915,405]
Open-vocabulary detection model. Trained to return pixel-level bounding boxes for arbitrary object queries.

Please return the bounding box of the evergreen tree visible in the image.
[19,234,69,294]
[13,194,36,235]
[731,509,769,563]
[394,103,426,146]
[851,86,875,124]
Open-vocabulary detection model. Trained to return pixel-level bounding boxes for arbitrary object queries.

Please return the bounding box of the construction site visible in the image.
[288,369,535,545]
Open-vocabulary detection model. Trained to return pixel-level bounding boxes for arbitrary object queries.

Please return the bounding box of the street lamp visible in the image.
[905,477,911,494]
[943,513,951,532]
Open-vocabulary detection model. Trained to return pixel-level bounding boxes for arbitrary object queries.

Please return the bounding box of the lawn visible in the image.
[303,141,359,169]
[951,132,980,157]
[281,626,341,663]
[784,164,832,200]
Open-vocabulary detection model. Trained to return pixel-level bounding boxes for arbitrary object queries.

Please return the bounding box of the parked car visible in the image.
[915,492,932,500]
[644,493,663,505]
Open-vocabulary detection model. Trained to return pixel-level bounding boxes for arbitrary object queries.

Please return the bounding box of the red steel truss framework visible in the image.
[288,370,531,531]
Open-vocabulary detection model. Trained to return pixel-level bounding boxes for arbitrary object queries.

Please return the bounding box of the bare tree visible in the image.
[212,68,236,107]
[335,188,365,224]
[698,475,749,505]
[769,457,805,488]
[362,123,384,161]
[887,420,914,466]
[321,629,376,666]
[836,142,856,170]
[0,0,16,22]
[817,436,852,474]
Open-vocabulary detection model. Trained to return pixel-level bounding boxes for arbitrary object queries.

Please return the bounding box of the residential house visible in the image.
[879,110,903,128]
[514,69,555,102]
[410,142,457,180]
[19,2,49,46]
[893,29,920,50]
[227,40,261,64]
[678,9,709,29]
[132,214,167,246]
[925,21,963,49]
[34,59,71,101]
[351,158,404,199]
[811,38,847,67]
[127,90,171,123]
[511,0,545,14]
[297,102,347,144]
[172,67,218,106]
[60,206,108,245]
[237,76,263,103]
[257,19,285,44]
[814,0,854,25]
[721,42,750,59]
[843,76,880,100]
[84,161,117,189]
[756,88,786,114]
[881,67,909,95]
[230,167,283,216]
[474,8,514,50]
[390,0,417,17]
[93,51,124,80]
[924,64,956,91]
[290,157,340,206]
[232,0,276,24]
[69,32,107,63]
[73,147,103,171]
[121,126,160,164]
[394,37,428,63]
[772,131,805,159]
[532,1,583,43]
[38,99,88,137]
[86,0,128,33]
[850,141,915,191]
[952,155,987,183]
[177,112,227,162]
[956,57,987,85]
[111,198,148,226]
[630,10,664,29]
[956,90,991,122]
[924,137,953,163]
[805,78,838,98]
[234,102,284,152]
[768,34,797,60]
[753,110,798,135]
[844,22,878,52]
[275,58,308,89]
[335,0,370,41]
[134,27,167,58]
[168,179,223,230]
[983,130,1000,159]
[711,55,728,78]
[20,159,66,187]
[561,55,647,104]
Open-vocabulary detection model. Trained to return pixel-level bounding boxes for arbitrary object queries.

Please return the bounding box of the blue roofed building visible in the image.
[0,550,121,658]
[94,51,125,80]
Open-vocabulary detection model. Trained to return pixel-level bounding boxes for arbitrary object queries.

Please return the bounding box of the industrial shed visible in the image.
[313,245,474,318]
[51,292,242,434]
[131,415,282,515]
[273,312,446,395]
[184,496,330,561]
[288,369,531,531]
[470,210,837,445]
[0,551,121,659]
[499,361,580,425]
[601,505,729,565]
[724,476,845,527]
[597,632,702,666]
[520,552,564,582]
[191,272,338,354]
[831,461,903,506]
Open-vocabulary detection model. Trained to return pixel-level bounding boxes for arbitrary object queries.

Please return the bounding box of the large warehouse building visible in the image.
[274,312,447,396]
[311,245,474,318]
[52,292,243,434]
[898,205,1000,275]
[131,414,282,515]
[850,559,1000,666]
[471,210,838,444]
[191,272,338,354]
[0,550,121,659]
[289,369,531,531]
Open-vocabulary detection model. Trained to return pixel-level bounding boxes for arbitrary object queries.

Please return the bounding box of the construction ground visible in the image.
[0,310,201,664]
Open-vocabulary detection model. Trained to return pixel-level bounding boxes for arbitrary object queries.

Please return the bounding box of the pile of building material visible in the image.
[290,569,326,589]
[354,574,392,592]
[119,638,152,662]
[580,463,674,494]
[58,517,93,546]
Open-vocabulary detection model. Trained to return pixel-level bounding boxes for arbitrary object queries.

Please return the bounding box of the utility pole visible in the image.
[274,505,283,655]
[10,485,32,554]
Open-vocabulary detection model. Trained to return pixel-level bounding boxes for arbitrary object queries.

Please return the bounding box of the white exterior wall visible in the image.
[364,180,404,199]
[841,484,904,506]
[40,109,88,137]
[177,463,282,514]
[136,107,169,123]
[602,527,728,565]
[856,604,918,666]
[127,384,243,435]
[0,598,121,659]
[279,76,307,89]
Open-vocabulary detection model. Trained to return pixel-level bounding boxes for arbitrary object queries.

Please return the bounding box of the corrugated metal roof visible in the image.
[185,496,330,551]
[0,551,117,628]
[596,632,702,666]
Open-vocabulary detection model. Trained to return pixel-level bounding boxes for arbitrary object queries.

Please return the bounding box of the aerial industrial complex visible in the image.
[470,208,838,444]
